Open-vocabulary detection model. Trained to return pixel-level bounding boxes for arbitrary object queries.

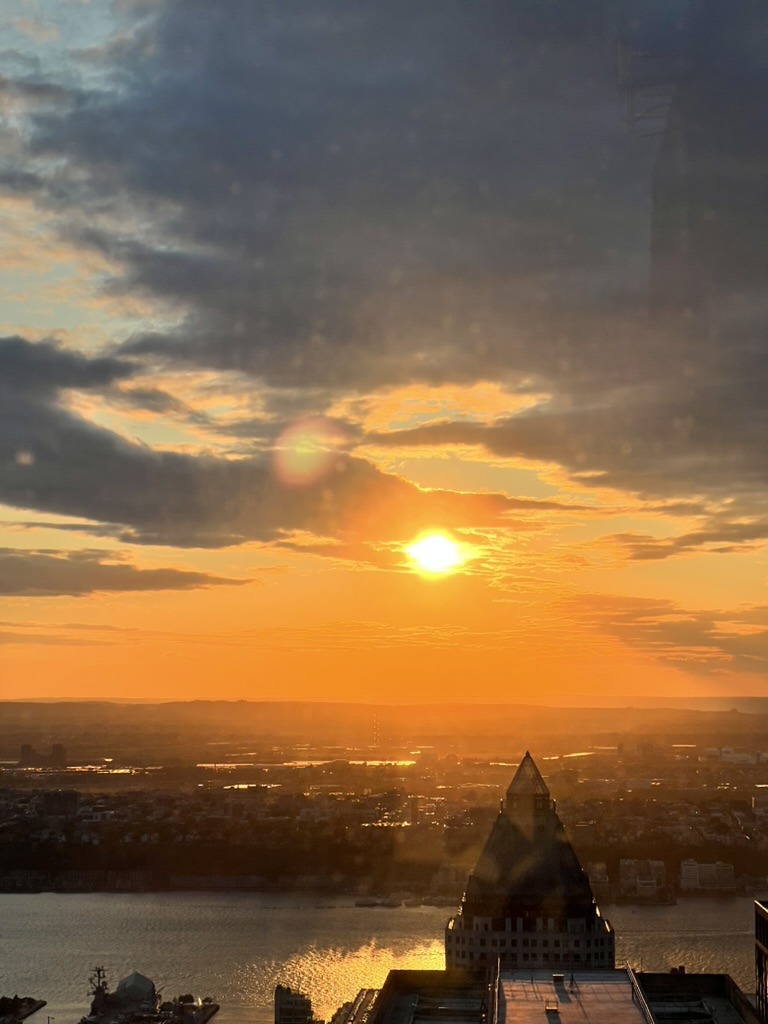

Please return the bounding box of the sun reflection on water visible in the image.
[234,939,444,1021]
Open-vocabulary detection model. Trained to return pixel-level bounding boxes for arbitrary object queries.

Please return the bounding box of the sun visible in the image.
[406,532,463,575]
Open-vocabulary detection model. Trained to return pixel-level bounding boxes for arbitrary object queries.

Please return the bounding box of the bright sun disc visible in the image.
[406,532,462,574]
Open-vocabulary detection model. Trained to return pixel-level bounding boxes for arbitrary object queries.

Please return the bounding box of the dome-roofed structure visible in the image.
[114,973,157,1009]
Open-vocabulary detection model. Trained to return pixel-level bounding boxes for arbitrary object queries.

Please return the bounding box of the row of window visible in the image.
[451,950,610,964]
[470,917,588,933]
[450,935,608,950]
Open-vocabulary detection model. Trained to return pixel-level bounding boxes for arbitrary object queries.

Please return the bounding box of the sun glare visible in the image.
[406,532,463,574]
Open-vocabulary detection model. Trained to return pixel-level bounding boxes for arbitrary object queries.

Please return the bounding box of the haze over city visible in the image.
[1,1,767,702]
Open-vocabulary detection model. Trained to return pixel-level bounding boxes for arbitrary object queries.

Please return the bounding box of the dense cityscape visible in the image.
[3,704,768,897]
[4,726,768,1024]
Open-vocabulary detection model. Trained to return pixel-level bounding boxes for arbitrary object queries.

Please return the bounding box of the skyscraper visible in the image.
[445,752,614,970]
[649,0,768,318]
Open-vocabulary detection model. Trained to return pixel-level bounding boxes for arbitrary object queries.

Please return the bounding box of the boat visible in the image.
[0,997,46,1024]
[80,968,218,1024]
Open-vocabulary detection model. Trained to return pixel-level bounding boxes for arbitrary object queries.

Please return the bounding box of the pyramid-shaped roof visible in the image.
[462,752,597,924]
[506,751,550,798]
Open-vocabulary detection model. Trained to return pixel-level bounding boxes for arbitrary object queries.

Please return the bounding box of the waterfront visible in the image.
[0,893,756,1024]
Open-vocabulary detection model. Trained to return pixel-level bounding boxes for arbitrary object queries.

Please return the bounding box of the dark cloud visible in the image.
[613,519,768,561]
[0,548,246,596]
[2,2,767,518]
[366,338,768,497]
[0,335,134,394]
[108,385,212,428]
[16,2,652,393]
[0,73,71,105]
[0,336,528,546]
[0,168,43,193]
[577,594,768,676]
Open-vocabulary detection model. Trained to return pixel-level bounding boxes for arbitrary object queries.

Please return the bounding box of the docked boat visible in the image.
[0,996,46,1024]
[80,967,218,1024]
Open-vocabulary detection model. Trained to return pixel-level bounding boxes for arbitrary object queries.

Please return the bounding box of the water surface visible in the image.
[0,893,755,1024]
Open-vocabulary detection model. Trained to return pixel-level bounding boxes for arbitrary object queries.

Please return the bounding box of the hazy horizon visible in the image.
[5,695,768,713]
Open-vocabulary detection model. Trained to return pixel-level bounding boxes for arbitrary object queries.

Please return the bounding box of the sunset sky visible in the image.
[1,1,767,702]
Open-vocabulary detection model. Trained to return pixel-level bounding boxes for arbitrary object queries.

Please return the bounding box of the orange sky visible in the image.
[1,3,767,702]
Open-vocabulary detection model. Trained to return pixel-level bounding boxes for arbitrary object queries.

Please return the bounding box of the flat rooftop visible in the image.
[637,973,761,1024]
[498,970,646,1024]
[367,969,760,1024]
[369,970,646,1024]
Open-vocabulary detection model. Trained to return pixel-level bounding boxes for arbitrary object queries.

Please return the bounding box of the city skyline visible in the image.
[1,2,767,701]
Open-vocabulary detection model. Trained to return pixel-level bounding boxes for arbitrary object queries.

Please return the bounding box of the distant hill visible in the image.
[1,699,768,761]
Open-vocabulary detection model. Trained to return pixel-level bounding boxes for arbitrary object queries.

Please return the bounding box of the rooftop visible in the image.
[499,970,645,1024]
[638,973,760,1024]
[367,970,760,1024]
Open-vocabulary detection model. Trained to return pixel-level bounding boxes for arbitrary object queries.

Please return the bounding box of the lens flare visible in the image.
[272,416,346,488]
[406,532,463,574]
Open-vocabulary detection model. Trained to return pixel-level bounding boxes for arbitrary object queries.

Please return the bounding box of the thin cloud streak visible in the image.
[577,595,768,676]
[0,548,248,596]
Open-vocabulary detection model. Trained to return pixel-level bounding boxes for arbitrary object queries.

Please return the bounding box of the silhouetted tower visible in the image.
[50,743,67,768]
[615,0,690,136]
[648,1,768,316]
[616,1,768,319]
[445,752,614,971]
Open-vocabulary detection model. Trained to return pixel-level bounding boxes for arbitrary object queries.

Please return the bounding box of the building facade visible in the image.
[757,899,768,1023]
[274,986,315,1024]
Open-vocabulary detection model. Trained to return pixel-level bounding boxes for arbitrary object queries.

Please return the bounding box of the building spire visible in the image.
[505,751,550,799]
[444,749,615,972]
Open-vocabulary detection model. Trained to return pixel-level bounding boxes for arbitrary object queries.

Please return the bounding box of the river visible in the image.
[0,893,757,1024]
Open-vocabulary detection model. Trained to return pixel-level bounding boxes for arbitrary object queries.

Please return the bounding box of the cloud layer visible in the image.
[1,2,767,689]
[578,594,768,676]
[1,1,763,520]
[0,336,538,547]
[0,547,244,596]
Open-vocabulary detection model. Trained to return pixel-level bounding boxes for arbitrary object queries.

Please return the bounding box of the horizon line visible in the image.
[2,695,767,711]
